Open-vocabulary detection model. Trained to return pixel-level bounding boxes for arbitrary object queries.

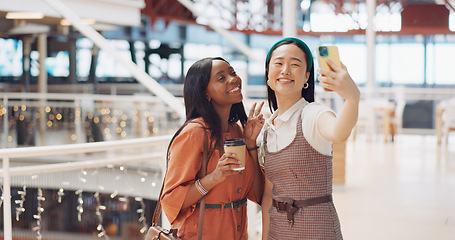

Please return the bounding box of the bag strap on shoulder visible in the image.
[151,120,210,240]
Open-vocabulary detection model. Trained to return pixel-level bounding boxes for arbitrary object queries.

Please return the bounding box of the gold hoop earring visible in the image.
[303,82,309,89]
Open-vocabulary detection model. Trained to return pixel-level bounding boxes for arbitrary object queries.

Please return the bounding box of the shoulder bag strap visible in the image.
[151,121,210,240]
[196,122,209,240]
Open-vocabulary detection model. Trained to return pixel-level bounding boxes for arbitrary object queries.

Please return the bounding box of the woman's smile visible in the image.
[277,78,294,84]
[228,85,241,94]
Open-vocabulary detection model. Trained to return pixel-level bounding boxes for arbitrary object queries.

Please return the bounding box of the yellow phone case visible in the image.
[317,46,341,71]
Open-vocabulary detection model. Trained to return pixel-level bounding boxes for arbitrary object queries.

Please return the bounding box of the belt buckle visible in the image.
[272,200,297,228]
[231,199,240,209]
[231,198,245,209]
[288,219,294,228]
[280,200,298,228]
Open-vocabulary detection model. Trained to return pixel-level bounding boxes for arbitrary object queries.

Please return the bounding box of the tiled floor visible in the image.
[333,134,455,240]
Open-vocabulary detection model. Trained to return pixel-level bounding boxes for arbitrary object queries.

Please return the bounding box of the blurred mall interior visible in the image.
[0,0,455,239]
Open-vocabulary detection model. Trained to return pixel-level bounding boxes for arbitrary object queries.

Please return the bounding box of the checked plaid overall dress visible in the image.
[263,112,343,240]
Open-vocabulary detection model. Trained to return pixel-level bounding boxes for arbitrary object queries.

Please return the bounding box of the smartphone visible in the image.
[317,45,341,73]
[317,46,341,91]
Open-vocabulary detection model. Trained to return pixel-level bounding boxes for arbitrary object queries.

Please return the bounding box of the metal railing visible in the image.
[0,92,182,148]
[0,134,172,240]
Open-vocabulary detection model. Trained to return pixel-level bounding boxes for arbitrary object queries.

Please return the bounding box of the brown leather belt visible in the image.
[272,195,332,227]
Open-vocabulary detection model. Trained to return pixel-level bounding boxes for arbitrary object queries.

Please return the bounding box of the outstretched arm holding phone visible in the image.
[316,59,360,143]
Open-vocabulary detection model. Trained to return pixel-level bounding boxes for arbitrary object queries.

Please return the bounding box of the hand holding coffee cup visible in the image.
[223,138,246,171]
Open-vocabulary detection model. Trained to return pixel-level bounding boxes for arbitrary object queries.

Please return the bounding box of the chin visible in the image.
[233,95,243,103]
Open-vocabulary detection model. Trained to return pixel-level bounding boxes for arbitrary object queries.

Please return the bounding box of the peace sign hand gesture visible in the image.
[243,101,265,149]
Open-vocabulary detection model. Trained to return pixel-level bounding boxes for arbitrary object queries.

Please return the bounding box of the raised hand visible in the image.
[243,101,265,148]
[207,152,243,184]
[316,60,360,102]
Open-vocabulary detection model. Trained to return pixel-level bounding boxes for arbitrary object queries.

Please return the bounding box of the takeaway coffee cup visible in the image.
[223,138,246,171]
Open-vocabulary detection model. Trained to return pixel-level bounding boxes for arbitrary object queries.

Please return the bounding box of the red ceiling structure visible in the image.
[141,0,454,35]
[141,0,197,27]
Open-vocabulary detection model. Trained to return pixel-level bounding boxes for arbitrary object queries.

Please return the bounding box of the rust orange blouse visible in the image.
[161,118,261,239]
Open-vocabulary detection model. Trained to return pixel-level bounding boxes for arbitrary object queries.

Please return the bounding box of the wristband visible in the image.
[195,179,208,195]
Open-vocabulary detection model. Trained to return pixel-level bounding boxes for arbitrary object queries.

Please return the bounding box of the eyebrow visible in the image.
[273,56,303,63]
[214,66,234,76]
